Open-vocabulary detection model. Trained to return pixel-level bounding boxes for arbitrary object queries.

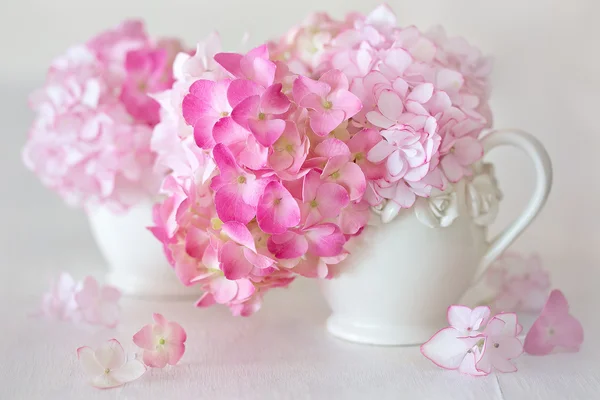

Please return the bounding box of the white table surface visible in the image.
[2,83,599,400]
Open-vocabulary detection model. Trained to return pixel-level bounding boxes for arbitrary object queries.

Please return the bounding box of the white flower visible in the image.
[414,187,459,228]
[77,339,146,389]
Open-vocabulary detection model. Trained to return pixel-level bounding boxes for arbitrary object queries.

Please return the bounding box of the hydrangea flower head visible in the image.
[24,20,183,212]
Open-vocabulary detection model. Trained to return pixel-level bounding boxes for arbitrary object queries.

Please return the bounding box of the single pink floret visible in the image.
[293,69,362,136]
[524,290,584,355]
[133,313,187,368]
[74,276,121,328]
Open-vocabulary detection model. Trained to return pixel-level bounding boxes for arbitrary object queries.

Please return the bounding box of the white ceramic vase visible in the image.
[320,129,553,346]
[87,200,195,298]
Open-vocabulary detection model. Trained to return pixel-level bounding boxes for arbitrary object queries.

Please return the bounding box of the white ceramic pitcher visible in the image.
[87,200,196,298]
[319,129,553,346]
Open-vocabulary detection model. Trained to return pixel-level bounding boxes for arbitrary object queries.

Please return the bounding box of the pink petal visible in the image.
[386,150,406,177]
[436,68,464,92]
[94,339,125,370]
[195,293,216,308]
[454,137,483,165]
[143,349,169,369]
[246,44,270,60]
[221,221,256,252]
[77,346,104,377]
[458,351,488,376]
[231,95,260,129]
[243,56,276,88]
[185,226,210,259]
[407,83,434,103]
[153,313,168,328]
[447,305,476,332]
[166,343,186,366]
[314,138,352,159]
[257,181,301,234]
[493,313,520,336]
[302,170,321,203]
[214,52,243,77]
[366,111,394,129]
[267,231,309,259]
[338,201,370,235]
[215,184,257,224]
[440,154,464,183]
[110,359,146,382]
[304,223,345,257]
[391,180,417,208]
[248,118,286,147]
[227,79,263,108]
[182,80,217,124]
[132,325,155,350]
[329,90,362,119]
[543,289,571,316]
[235,278,256,301]
[325,160,366,201]
[383,48,412,75]
[211,278,239,303]
[308,109,346,136]
[292,75,330,103]
[316,183,350,218]
[319,69,349,93]
[167,321,187,343]
[552,314,584,350]
[421,328,474,370]
[220,241,254,280]
[212,117,249,146]
[260,83,290,115]
[377,90,403,122]
[243,248,274,270]
[523,320,554,355]
[367,140,395,163]
[237,135,269,170]
[192,116,218,149]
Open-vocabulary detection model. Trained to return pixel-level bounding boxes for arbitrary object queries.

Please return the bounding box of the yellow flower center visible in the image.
[238,176,247,184]
[159,338,166,345]
[310,200,318,208]
[258,112,266,120]
[104,368,110,374]
[137,80,148,92]
[330,170,341,180]
[211,217,223,230]
[220,111,230,117]
[322,100,333,109]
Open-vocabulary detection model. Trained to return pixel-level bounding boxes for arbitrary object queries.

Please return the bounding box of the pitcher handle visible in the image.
[471,129,553,283]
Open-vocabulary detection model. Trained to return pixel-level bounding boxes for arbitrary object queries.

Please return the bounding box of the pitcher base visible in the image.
[326,315,442,346]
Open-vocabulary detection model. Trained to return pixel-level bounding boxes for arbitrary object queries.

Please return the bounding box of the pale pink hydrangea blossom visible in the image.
[486,252,551,313]
[23,20,183,212]
[421,305,523,376]
[37,273,121,328]
[150,6,494,316]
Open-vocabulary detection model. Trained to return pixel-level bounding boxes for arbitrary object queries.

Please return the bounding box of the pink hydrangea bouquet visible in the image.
[23,20,183,212]
[150,4,493,315]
